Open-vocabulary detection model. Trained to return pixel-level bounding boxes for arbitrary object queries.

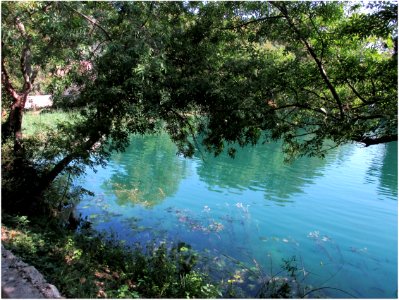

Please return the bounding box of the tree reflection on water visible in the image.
[103,133,190,207]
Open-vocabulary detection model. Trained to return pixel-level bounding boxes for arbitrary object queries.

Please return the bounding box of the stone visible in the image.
[1,245,63,298]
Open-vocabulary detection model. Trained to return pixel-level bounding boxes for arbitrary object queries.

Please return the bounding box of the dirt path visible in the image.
[1,245,63,298]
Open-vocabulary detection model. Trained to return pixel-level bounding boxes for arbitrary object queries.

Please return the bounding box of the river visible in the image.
[77,134,397,298]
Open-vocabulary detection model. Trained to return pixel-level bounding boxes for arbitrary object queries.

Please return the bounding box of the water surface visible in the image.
[77,134,397,298]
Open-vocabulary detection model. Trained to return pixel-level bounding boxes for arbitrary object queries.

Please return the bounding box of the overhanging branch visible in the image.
[355,134,397,146]
[270,2,345,120]
[61,3,113,42]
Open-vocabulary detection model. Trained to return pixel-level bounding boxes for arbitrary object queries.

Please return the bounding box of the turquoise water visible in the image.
[77,134,397,298]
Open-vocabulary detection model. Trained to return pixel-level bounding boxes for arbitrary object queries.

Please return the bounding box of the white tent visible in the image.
[25,95,53,109]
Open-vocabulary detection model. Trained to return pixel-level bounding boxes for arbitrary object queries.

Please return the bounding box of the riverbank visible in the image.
[1,214,221,298]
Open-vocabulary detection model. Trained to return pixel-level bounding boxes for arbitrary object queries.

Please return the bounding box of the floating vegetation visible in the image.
[321,236,331,242]
[235,202,250,214]
[165,207,226,235]
[208,221,224,232]
[165,206,174,213]
[203,205,211,213]
[89,213,100,220]
[220,214,239,223]
[307,230,320,239]
[127,215,142,222]
[349,246,368,254]
[307,230,331,242]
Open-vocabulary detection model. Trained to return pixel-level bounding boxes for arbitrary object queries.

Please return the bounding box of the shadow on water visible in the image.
[100,134,334,207]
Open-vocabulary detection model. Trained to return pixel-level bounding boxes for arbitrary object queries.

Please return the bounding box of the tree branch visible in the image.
[355,134,397,146]
[1,55,20,101]
[272,102,332,118]
[15,17,27,37]
[302,88,328,102]
[20,45,33,91]
[140,2,154,29]
[307,12,326,60]
[271,2,345,119]
[14,16,36,94]
[61,3,113,41]
[168,108,205,160]
[345,79,370,104]
[88,40,107,60]
[37,133,101,194]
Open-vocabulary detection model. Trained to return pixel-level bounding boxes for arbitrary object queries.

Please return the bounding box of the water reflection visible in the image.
[102,134,190,207]
[366,142,398,198]
[195,141,328,204]
[101,135,397,209]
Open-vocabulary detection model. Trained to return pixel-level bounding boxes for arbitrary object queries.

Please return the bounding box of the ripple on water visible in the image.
[76,137,397,298]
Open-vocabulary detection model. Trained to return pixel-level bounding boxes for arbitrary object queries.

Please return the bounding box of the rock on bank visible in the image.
[1,245,63,298]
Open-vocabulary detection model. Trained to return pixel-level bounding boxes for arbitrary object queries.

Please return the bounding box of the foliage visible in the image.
[1,215,221,298]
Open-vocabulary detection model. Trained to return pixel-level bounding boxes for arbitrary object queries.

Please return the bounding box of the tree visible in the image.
[213,1,397,157]
[1,1,115,212]
[1,1,397,215]
[1,2,112,150]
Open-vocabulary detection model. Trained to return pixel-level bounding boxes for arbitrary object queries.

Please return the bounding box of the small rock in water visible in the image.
[321,236,330,242]
[307,230,320,238]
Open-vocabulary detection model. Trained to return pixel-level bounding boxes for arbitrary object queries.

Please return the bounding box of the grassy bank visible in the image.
[1,214,221,298]
[2,212,330,298]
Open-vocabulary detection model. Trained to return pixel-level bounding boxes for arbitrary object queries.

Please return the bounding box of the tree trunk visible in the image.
[34,133,102,198]
[4,94,27,152]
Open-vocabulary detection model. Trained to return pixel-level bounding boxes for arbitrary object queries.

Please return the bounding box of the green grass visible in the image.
[22,109,81,137]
